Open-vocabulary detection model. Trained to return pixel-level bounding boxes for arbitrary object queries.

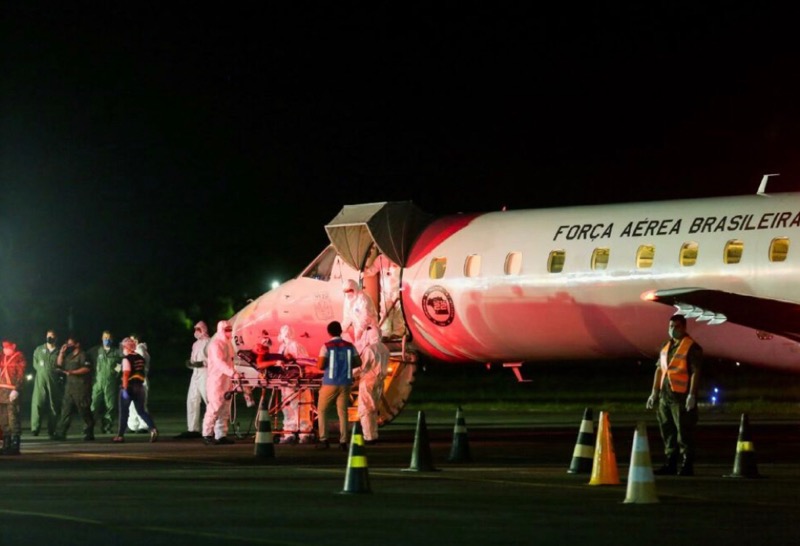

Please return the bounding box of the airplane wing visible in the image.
[648,287,800,342]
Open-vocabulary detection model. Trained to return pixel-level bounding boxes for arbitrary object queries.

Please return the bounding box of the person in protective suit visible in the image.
[30,329,63,438]
[275,324,314,444]
[201,320,236,445]
[341,279,379,348]
[175,321,210,439]
[354,326,390,444]
[113,337,158,443]
[364,253,406,340]
[53,335,95,441]
[0,340,27,455]
[88,330,123,434]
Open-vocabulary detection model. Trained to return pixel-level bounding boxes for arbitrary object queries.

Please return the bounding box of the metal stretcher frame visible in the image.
[227,352,323,440]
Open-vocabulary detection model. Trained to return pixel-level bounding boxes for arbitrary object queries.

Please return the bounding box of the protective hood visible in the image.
[278,324,295,344]
[217,320,231,336]
[343,279,359,295]
[194,321,209,337]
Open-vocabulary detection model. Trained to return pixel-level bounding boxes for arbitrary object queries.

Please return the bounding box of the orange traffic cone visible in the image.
[403,410,439,472]
[588,411,620,485]
[724,413,762,479]
[623,421,658,503]
[567,407,595,474]
[448,406,471,463]
[253,394,275,460]
[342,421,371,494]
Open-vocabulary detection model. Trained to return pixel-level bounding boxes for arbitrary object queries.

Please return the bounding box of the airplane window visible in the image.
[505,251,522,275]
[591,248,610,270]
[464,254,481,277]
[429,257,447,279]
[301,246,338,281]
[547,250,565,273]
[724,240,744,264]
[636,245,655,269]
[680,242,698,267]
[769,237,789,262]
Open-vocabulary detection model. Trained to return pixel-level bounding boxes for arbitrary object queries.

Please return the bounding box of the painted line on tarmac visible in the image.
[0,508,306,545]
[67,452,235,465]
[131,524,307,545]
[0,508,101,525]
[368,467,604,491]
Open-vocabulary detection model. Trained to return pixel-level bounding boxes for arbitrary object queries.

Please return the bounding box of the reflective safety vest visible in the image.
[322,338,356,386]
[659,337,694,394]
[125,353,147,383]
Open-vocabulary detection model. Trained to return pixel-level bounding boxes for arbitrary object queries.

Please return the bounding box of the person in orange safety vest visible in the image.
[646,314,702,476]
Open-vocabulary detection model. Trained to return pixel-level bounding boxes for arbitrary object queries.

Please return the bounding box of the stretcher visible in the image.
[227,350,323,440]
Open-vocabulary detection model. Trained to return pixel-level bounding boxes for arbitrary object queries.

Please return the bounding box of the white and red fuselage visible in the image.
[230,191,800,419]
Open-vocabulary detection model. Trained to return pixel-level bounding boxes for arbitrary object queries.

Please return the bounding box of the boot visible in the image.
[678,456,694,476]
[8,435,20,455]
[653,454,678,475]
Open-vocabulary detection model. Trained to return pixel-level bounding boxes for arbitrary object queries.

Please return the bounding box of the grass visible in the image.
[28,356,794,424]
[403,358,800,415]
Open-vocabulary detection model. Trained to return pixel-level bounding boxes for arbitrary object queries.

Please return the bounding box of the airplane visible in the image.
[229,174,800,424]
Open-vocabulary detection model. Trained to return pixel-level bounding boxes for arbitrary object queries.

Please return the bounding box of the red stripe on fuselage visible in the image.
[405,213,483,267]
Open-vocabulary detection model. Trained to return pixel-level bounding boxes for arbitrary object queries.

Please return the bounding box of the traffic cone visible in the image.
[253,395,275,460]
[588,411,620,485]
[567,407,595,474]
[623,421,658,503]
[342,421,371,494]
[403,410,439,472]
[724,413,762,478]
[448,406,471,463]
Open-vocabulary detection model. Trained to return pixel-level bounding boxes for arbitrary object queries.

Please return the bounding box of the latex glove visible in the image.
[685,394,697,411]
[120,388,131,401]
[646,392,658,410]
[9,390,18,402]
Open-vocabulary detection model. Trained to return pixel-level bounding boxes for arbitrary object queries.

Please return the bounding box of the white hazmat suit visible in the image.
[276,325,314,443]
[185,321,210,435]
[341,279,379,348]
[355,327,390,442]
[201,320,236,444]
[364,254,405,339]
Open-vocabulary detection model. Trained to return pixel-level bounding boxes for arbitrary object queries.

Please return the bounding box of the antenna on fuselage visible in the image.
[757,173,780,196]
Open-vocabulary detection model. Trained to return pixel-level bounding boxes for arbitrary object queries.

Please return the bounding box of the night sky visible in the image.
[2,4,800,354]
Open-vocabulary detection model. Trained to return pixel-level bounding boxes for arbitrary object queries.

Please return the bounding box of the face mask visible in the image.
[103,339,111,347]
[194,332,202,340]
[2,348,12,356]
[47,336,55,344]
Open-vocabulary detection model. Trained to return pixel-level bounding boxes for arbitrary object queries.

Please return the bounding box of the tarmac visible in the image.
[1,405,799,545]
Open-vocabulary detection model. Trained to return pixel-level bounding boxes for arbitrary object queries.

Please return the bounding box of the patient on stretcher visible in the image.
[238,344,322,379]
